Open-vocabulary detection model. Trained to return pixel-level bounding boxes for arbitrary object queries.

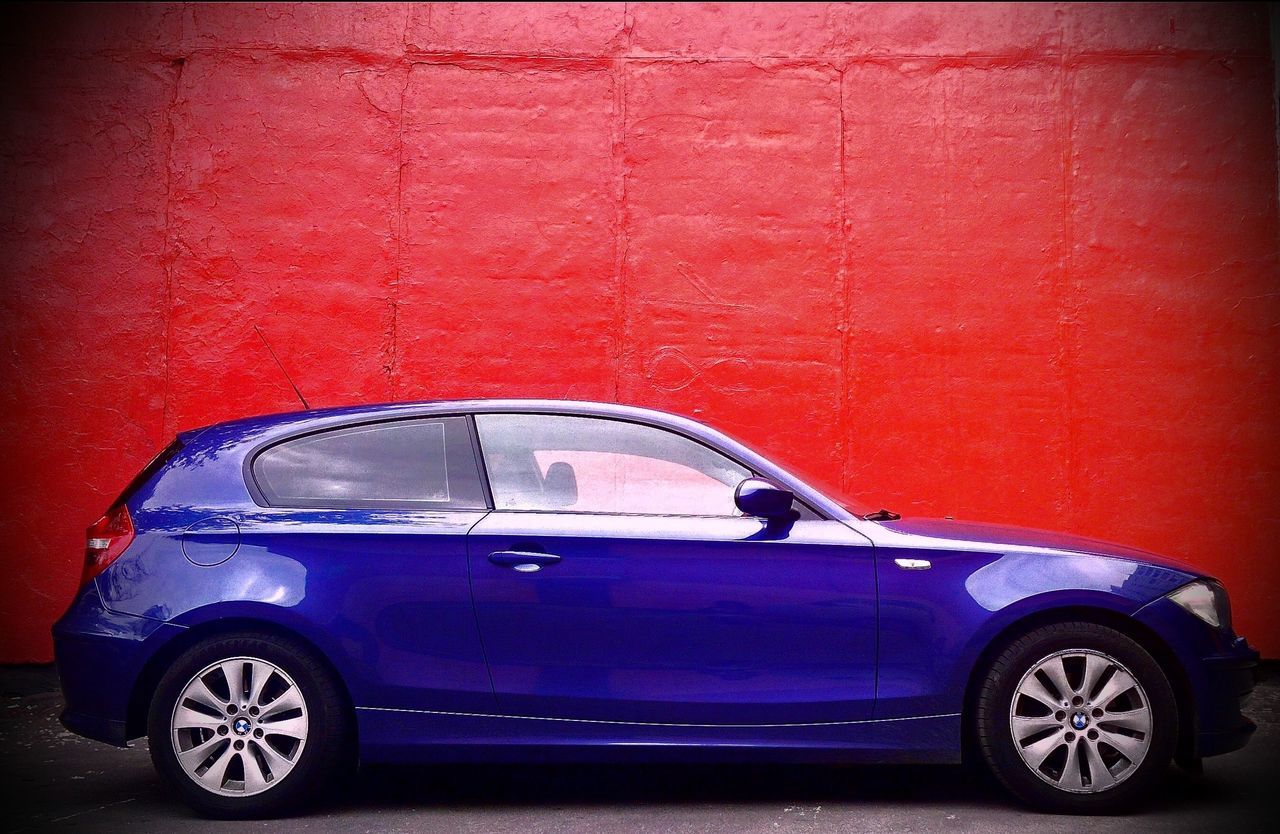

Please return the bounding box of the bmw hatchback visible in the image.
[53,400,1258,817]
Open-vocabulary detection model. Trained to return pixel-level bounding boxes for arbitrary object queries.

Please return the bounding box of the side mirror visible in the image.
[734,477,795,519]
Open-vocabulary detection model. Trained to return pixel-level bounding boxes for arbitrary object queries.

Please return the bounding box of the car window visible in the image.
[475,413,751,516]
[253,416,486,509]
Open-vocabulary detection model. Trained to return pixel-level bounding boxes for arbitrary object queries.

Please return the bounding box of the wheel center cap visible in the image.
[1071,712,1089,731]
[232,717,252,736]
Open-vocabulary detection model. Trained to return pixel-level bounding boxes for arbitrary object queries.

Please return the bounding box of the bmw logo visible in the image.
[233,717,252,736]
[1071,712,1088,731]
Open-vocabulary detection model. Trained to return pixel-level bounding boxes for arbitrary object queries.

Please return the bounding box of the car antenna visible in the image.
[254,324,311,410]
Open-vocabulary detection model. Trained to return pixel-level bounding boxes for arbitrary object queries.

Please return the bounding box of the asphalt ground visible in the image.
[1,665,1275,833]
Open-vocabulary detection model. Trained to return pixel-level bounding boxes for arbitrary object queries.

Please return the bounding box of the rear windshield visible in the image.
[112,439,183,508]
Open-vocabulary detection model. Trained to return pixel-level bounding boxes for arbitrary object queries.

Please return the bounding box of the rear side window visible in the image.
[252,417,486,510]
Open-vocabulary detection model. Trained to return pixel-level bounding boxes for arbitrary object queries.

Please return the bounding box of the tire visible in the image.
[147,632,350,818]
[976,622,1177,814]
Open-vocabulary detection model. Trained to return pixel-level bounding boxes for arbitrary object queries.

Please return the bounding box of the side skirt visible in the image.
[356,707,962,765]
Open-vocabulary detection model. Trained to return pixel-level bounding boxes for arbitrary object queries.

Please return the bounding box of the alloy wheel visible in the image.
[170,656,309,796]
[1008,649,1152,794]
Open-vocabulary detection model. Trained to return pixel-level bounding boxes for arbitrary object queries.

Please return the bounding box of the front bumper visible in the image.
[1134,596,1259,759]
[1194,652,1259,756]
[51,582,184,747]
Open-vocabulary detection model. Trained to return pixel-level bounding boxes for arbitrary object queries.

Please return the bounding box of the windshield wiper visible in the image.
[862,508,901,521]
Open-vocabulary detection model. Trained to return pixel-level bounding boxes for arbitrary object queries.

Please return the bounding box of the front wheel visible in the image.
[976,622,1178,814]
[148,632,349,818]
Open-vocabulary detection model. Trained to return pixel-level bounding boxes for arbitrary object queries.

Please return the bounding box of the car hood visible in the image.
[877,517,1201,575]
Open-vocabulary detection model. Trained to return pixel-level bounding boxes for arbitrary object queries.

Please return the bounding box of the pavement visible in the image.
[1,665,1275,833]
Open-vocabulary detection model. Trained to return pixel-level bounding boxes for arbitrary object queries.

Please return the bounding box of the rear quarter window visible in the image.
[251,416,486,510]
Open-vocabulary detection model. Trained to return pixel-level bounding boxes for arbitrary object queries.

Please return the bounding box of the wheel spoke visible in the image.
[246,661,274,707]
[1021,730,1065,769]
[260,685,304,720]
[221,661,246,704]
[260,715,307,740]
[177,734,224,768]
[1058,739,1085,790]
[1018,675,1063,711]
[1092,667,1138,710]
[1083,739,1117,790]
[184,677,227,713]
[197,747,237,791]
[1080,654,1110,700]
[1099,707,1151,735]
[1011,714,1061,742]
[1098,728,1147,762]
[173,705,225,731]
[253,738,298,779]
[1039,656,1074,700]
[243,746,272,793]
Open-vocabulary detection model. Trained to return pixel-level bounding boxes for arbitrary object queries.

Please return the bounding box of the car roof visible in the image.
[180,399,724,447]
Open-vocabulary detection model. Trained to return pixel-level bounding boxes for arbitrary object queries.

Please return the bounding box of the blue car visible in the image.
[53,400,1257,817]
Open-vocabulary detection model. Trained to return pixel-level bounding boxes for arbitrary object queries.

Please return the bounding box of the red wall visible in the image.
[1,3,1277,662]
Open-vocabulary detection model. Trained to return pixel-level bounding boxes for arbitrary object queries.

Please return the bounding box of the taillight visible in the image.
[83,504,135,586]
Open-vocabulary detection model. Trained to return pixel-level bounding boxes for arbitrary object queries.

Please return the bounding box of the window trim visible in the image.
[465,413,496,510]
[243,408,827,520]
[471,411,825,521]
[244,413,490,511]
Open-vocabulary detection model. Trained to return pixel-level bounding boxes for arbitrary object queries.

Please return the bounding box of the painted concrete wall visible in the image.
[0,3,1276,661]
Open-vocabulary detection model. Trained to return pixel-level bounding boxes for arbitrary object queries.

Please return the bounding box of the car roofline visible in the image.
[185,399,862,525]
[185,399,744,442]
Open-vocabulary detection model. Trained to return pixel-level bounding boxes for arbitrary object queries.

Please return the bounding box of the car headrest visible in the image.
[542,461,578,509]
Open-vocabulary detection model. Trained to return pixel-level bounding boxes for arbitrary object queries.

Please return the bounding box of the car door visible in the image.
[466,412,877,726]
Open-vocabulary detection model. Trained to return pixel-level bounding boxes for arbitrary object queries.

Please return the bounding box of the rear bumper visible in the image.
[51,583,184,747]
[1134,596,1259,759]
[59,708,130,747]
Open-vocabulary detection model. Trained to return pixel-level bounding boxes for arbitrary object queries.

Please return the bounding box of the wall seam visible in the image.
[837,63,850,494]
[1272,4,1280,241]
[83,47,1264,62]
[388,24,410,401]
[612,4,633,403]
[29,43,1271,64]
[1060,15,1079,527]
[158,46,187,440]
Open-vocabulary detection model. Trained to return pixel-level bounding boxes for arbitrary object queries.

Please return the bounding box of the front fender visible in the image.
[873,547,1195,719]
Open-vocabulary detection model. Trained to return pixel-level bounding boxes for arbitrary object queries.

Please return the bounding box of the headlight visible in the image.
[1167,579,1232,631]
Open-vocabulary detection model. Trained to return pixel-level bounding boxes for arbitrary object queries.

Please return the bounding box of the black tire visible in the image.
[976,622,1177,814]
[147,632,350,819]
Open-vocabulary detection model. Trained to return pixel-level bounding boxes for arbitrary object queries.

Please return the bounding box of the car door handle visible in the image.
[488,550,561,572]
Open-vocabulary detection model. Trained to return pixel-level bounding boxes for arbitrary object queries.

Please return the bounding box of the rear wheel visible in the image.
[976,622,1177,814]
[148,633,348,818]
